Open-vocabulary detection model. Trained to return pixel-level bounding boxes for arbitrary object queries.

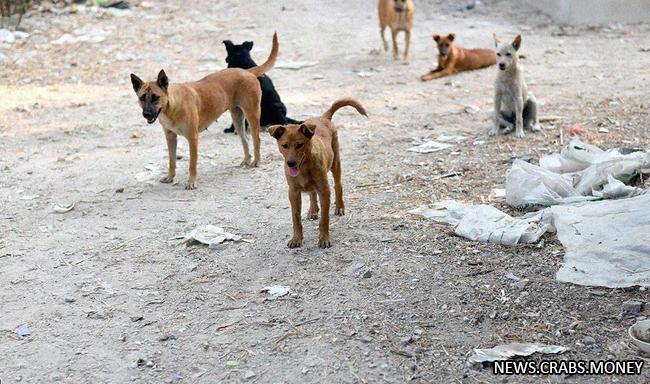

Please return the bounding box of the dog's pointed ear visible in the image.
[493,32,500,48]
[242,41,254,51]
[130,73,143,93]
[223,40,234,51]
[512,35,522,51]
[157,69,168,91]
[432,34,440,42]
[268,125,286,140]
[447,33,455,42]
[299,123,316,139]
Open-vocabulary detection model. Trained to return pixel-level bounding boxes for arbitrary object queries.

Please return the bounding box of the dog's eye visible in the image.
[139,95,146,101]
[295,143,304,149]
[151,94,159,102]
[506,53,512,57]
[496,53,502,57]
[282,144,289,149]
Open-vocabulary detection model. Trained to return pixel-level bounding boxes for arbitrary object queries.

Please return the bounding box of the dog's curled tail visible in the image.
[322,98,368,121]
[248,32,279,77]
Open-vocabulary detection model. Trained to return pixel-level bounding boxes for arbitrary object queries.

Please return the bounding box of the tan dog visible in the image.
[268,98,367,249]
[378,0,415,64]
[421,33,496,81]
[130,33,279,189]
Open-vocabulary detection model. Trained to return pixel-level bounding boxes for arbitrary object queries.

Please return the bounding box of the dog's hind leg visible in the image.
[525,92,541,132]
[307,191,319,220]
[243,105,262,167]
[331,134,345,216]
[230,107,251,166]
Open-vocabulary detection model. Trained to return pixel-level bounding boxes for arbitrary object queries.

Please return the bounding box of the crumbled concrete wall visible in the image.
[526,0,650,25]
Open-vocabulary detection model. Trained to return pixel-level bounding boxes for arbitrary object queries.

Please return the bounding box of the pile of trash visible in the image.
[412,138,650,288]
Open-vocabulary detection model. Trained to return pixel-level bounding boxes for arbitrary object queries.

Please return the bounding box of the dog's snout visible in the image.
[499,63,507,70]
[143,110,155,119]
[287,160,297,168]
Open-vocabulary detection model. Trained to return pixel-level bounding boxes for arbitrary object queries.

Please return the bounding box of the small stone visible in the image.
[400,336,413,345]
[362,270,372,278]
[115,187,124,193]
[145,360,154,368]
[130,316,144,322]
[501,312,510,320]
[583,336,596,345]
[514,280,529,289]
[243,370,256,380]
[622,300,643,315]
[64,297,76,303]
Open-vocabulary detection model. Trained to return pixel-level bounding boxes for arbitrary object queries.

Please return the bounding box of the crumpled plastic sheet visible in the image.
[409,200,553,246]
[506,138,649,208]
[553,193,650,288]
[469,343,567,364]
[407,141,453,153]
[177,225,243,247]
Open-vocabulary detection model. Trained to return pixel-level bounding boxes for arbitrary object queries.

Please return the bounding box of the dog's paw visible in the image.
[307,211,319,220]
[515,129,525,139]
[185,180,198,190]
[160,174,175,184]
[335,206,345,216]
[240,158,251,168]
[318,236,332,249]
[287,237,303,248]
[531,123,541,132]
[488,128,499,137]
[249,158,260,167]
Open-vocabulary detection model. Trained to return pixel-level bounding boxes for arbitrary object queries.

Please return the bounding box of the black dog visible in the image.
[222,39,300,133]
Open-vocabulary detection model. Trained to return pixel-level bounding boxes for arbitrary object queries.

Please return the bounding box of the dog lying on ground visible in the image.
[222,39,300,134]
[268,98,367,249]
[130,33,279,189]
[490,34,540,139]
[420,33,496,81]
[378,0,415,64]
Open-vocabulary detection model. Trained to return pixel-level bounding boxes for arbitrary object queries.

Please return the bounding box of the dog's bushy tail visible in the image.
[248,32,279,77]
[322,98,368,121]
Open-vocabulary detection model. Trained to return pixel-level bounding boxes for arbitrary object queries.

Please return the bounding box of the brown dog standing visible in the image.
[130,33,279,189]
[269,98,367,249]
[420,33,496,81]
[378,0,415,64]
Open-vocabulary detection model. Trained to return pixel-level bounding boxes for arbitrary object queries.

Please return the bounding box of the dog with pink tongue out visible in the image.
[268,98,367,249]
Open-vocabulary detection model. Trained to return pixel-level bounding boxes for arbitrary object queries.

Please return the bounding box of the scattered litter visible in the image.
[464,105,480,114]
[436,134,467,143]
[261,285,291,297]
[356,71,374,78]
[469,343,566,364]
[410,200,552,246]
[20,194,40,200]
[567,124,587,136]
[622,300,644,315]
[275,60,317,70]
[553,194,650,288]
[504,273,520,281]
[51,25,112,45]
[628,320,650,354]
[407,141,453,154]
[599,127,609,133]
[53,202,75,213]
[176,225,247,247]
[16,324,30,339]
[488,189,506,199]
[226,361,239,369]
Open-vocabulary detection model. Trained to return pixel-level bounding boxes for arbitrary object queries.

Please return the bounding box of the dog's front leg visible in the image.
[490,91,502,136]
[391,28,399,60]
[307,191,319,220]
[514,96,525,138]
[317,182,332,249]
[186,135,199,189]
[287,189,303,248]
[161,129,177,183]
[403,29,411,64]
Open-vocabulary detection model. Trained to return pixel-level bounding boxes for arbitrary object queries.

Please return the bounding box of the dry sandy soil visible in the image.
[1,0,649,383]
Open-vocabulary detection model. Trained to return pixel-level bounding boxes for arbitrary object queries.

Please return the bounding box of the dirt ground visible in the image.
[1,0,649,383]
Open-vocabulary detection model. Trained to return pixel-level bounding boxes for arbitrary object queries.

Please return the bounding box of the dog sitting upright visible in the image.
[130,33,278,189]
[268,98,367,249]
[378,0,415,64]
[490,34,540,139]
[420,33,496,81]
[222,39,300,134]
